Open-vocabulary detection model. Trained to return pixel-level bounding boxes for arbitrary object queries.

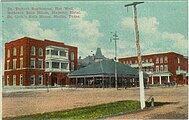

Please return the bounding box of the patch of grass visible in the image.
[4,101,171,120]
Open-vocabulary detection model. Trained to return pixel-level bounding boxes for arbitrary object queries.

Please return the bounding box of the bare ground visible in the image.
[2,86,188,119]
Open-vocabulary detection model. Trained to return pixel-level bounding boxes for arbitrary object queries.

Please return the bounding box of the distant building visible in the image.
[119,52,188,85]
[4,37,78,87]
[78,48,108,69]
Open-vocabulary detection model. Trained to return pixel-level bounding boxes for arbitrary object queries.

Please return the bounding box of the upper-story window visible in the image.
[156,65,159,72]
[156,58,159,64]
[7,49,10,58]
[38,48,43,56]
[20,46,23,56]
[160,65,164,72]
[164,65,168,72]
[60,51,67,57]
[13,47,17,56]
[38,59,43,69]
[51,50,58,56]
[145,59,148,63]
[13,59,17,69]
[160,57,163,63]
[164,56,168,63]
[71,52,74,61]
[61,63,68,69]
[46,50,50,55]
[129,60,132,65]
[52,62,59,69]
[71,62,74,71]
[31,46,35,55]
[149,58,152,63]
[135,60,137,64]
[30,58,35,68]
[178,58,180,63]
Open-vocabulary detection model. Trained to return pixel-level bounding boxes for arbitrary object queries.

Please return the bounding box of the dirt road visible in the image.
[3,86,188,119]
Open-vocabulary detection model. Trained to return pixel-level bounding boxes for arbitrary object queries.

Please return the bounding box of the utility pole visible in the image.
[110,31,119,90]
[124,2,145,109]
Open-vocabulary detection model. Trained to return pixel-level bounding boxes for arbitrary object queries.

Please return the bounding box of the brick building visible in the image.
[119,52,188,85]
[4,37,78,87]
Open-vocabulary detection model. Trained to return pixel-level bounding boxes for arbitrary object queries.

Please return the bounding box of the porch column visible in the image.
[159,76,162,84]
[109,77,111,88]
[102,77,104,89]
[76,78,78,89]
[168,75,170,83]
[84,77,86,88]
[93,77,95,89]
[152,76,154,85]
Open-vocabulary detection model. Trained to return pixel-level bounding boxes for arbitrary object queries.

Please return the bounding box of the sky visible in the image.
[1,1,188,62]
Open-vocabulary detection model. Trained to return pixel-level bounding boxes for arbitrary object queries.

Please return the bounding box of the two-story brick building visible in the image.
[4,37,78,87]
[119,52,188,85]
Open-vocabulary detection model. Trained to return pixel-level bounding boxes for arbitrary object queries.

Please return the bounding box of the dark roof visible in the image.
[69,59,148,78]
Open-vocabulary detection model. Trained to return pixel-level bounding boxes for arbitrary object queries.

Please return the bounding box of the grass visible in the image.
[4,100,170,120]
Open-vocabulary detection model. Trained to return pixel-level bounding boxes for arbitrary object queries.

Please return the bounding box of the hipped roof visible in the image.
[69,60,148,78]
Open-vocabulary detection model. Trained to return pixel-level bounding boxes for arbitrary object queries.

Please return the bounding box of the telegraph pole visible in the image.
[124,2,145,109]
[110,31,119,90]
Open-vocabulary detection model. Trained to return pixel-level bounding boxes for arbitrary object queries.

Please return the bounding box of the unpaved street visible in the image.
[3,86,188,119]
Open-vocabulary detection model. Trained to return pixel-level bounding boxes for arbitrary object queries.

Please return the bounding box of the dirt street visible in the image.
[2,86,188,119]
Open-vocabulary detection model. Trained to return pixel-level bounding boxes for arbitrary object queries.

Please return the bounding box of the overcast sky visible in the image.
[1,1,188,61]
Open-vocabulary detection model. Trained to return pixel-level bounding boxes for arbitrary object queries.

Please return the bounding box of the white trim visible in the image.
[4,68,45,72]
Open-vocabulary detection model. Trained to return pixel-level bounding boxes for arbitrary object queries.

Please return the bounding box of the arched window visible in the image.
[38,48,43,56]
[13,47,17,56]
[164,56,168,63]
[31,46,35,55]
[7,49,10,58]
[71,52,74,61]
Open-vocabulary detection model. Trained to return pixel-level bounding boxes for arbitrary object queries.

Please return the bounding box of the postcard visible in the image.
[0,0,188,119]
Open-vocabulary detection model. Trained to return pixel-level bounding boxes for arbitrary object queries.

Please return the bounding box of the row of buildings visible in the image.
[3,37,188,87]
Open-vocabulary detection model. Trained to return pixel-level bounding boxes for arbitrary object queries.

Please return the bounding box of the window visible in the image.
[31,46,35,55]
[38,48,43,56]
[7,60,10,70]
[164,56,168,63]
[38,75,43,85]
[126,61,128,64]
[46,62,49,68]
[20,46,23,56]
[156,58,159,64]
[156,65,159,72]
[6,75,9,86]
[30,58,35,68]
[30,75,35,85]
[129,60,132,65]
[135,60,137,64]
[13,75,16,86]
[160,57,163,63]
[20,58,23,68]
[71,62,74,71]
[149,58,152,63]
[20,74,23,86]
[38,59,43,69]
[13,47,17,56]
[51,50,58,55]
[61,63,68,69]
[145,59,148,63]
[7,49,10,58]
[46,50,50,55]
[150,67,153,72]
[13,59,17,70]
[60,51,67,57]
[164,65,168,72]
[160,65,164,72]
[178,58,180,63]
[178,66,180,71]
[71,52,74,61]
[52,62,59,69]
